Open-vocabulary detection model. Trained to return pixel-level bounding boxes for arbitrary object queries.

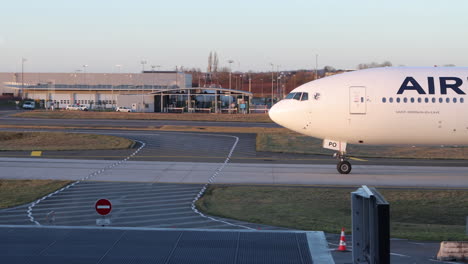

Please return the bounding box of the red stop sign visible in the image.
[95,199,112,215]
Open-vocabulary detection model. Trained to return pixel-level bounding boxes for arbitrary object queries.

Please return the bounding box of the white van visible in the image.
[22,101,35,110]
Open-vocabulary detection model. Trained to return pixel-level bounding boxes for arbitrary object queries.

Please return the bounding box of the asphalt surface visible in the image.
[1,128,468,168]
[0,226,330,264]
[0,112,464,263]
[0,181,283,230]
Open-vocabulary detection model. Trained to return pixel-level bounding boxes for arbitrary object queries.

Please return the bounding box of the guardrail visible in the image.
[351,185,390,264]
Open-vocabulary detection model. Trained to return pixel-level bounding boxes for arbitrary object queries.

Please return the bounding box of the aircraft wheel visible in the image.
[337,161,352,174]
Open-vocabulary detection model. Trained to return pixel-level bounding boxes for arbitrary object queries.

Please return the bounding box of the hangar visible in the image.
[117,87,252,113]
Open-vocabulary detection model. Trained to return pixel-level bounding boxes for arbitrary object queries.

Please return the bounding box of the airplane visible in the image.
[268,66,468,174]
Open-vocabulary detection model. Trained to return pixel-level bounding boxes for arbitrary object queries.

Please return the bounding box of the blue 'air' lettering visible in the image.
[440,77,465,94]
[397,77,465,95]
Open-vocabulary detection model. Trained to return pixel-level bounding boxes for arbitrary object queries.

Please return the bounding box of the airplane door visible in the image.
[349,86,366,114]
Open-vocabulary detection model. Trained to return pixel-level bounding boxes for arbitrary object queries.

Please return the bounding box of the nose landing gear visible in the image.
[334,152,352,174]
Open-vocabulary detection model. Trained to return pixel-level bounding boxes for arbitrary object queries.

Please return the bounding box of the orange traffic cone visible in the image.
[337,227,348,251]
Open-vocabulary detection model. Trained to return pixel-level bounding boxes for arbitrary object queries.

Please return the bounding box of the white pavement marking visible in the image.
[26,140,146,226]
[190,135,255,230]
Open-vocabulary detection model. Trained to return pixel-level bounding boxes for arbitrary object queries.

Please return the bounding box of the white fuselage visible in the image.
[269,67,468,146]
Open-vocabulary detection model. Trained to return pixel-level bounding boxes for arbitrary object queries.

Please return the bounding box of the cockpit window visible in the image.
[286,92,308,101]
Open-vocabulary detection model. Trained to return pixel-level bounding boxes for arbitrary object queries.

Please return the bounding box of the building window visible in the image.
[403,97,408,103]
[461,98,464,103]
[382,97,386,103]
[446,97,450,103]
[389,97,393,103]
[432,98,436,103]
[396,98,400,103]
[453,98,457,103]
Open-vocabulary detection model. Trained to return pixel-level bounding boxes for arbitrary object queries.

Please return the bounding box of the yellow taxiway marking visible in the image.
[349,157,368,162]
[30,151,42,157]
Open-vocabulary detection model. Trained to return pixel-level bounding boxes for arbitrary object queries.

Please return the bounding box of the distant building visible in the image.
[0,71,191,110]
[0,71,255,113]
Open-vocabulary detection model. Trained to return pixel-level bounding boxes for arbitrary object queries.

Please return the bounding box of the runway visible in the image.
[2,158,468,187]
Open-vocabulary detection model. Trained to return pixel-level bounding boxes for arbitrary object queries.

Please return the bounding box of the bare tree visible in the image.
[357,61,392,69]
[323,65,336,72]
[207,52,213,73]
[213,52,219,73]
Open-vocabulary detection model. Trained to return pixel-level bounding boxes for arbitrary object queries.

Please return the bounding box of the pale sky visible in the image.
[1,0,467,73]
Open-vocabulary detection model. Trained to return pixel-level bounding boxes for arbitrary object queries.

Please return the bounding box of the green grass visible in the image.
[13,110,273,123]
[196,185,468,241]
[0,132,134,151]
[0,180,72,208]
[256,132,468,159]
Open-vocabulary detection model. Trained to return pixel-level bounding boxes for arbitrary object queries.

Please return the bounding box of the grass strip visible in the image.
[0,131,134,151]
[0,179,72,208]
[1,124,466,159]
[257,132,468,160]
[13,110,273,123]
[196,185,468,241]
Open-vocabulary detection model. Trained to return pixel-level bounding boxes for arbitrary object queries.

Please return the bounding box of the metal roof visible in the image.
[150,87,253,96]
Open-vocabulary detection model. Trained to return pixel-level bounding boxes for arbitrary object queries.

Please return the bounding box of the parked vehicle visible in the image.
[116,106,133,112]
[66,104,88,111]
[22,101,35,110]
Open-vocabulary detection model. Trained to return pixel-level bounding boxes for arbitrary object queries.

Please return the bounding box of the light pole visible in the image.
[276,65,281,100]
[315,54,318,80]
[151,65,156,93]
[83,64,89,108]
[140,61,147,111]
[140,60,147,72]
[228,60,234,90]
[21,58,27,100]
[260,78,264,98]
[270,63,274,106]
[113,64,121,109]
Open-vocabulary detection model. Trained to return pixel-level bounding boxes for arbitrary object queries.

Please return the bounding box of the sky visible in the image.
[1,0,467,73]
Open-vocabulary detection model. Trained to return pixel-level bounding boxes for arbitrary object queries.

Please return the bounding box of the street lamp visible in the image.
[141,60,147,72]
[260,78,264,98]
[21,58,27,100]
[83,64,89,107]
[315,54,318,80]
[270,63,274,106]
[228,60,234,90]
[112,64,122,109]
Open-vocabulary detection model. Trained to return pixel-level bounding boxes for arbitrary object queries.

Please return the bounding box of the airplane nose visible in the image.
[268,101,289,127]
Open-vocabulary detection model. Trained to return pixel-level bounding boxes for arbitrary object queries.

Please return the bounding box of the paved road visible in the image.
[3,158,468,187]
[1,128,467,168]
[0,226,330,264]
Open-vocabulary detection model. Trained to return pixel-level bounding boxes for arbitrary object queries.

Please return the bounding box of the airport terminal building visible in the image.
[0,71,253,113]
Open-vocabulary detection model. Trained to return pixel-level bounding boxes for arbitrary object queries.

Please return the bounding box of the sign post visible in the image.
[95,199,112,226]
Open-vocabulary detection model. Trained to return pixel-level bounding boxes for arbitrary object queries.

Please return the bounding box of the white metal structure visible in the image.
[269,67,468,174]
[116,106,133,112]
[66,104,88,111]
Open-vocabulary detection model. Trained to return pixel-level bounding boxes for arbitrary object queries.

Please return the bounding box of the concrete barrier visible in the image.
[437,241,468,261]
